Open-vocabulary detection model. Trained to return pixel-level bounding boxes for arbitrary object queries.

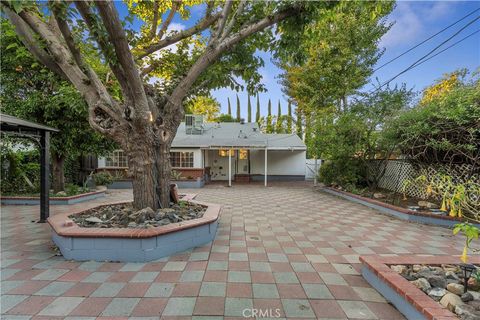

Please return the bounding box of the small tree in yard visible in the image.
[2,1,333,209]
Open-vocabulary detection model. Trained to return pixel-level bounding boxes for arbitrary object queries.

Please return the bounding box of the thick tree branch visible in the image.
[50,0,123,120]
[138,12,220,60]
[221,0,246,40]
[211,0,233,42]
[149,0,160,40]
[166,7,297,124]
[2,5,66,78]
[74,0,133,104]
[157,1,179,40]
[95,0,149,118]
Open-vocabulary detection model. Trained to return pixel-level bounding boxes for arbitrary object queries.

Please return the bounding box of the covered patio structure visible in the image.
[0,113,59,222]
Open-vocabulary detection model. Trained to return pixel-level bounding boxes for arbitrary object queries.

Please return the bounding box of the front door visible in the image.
[210,149,236,181]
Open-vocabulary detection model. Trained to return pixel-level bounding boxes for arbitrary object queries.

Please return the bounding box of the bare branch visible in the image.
[149,0,160,40]
[138,12,220,60]
[74,0,133,103]
[95,0,149,117]
[221,0,246,40]
[2,4,66,78]
[50,0,123,120]
[157,1,179,40]
[165,7,297,123]
[211,0,233,43]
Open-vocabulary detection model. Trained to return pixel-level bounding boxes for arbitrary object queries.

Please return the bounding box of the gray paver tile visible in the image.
[225,297,253,317]
[199,282,226,297]
[338,300,378,319]
[101,297,140,316]
[163,297,196,316]
[38,297,84,316]
[281,299,315,318]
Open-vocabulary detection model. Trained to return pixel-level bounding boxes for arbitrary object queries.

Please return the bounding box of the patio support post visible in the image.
[264,147,267,187]
[39,131,50,223]
[228,148,232,187]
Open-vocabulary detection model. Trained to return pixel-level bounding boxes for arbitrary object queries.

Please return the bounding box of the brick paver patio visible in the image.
[1,183,464,319]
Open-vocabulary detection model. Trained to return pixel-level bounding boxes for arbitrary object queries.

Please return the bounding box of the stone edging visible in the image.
[360,255,480,320]
[322,187,478,228]
[1,190,106,205]
[47,193,220,239]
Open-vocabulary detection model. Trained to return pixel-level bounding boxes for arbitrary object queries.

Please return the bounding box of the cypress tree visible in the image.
[276,100,282,133]
[287,101,292,134]
[236,94,241,121]
[255,94,260,123]
[227,98,232,116]
[296,109,303,139]
[247,96,252,122]
[266,99,273,133]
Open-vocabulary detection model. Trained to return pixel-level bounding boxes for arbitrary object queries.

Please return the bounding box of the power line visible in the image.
[374,7,480,72]
[411,29,480,68]
[373,15,480,92]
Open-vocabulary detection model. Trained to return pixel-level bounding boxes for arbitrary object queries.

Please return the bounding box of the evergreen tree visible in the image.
[256,94,261,123]
[287,101,293,133]
[266,99,273,133]
[247,95,252,122]
[227,98,232,116]
[296,109,303,139]
[276,100,283,133]
[236,94,241,121]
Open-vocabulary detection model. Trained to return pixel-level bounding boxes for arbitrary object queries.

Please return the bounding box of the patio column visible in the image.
[39,131,50,223]
[228,148,232,187]
[264,147,267,187]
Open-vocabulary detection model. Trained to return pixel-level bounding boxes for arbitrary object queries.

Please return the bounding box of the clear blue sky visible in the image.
[119,1,480,118]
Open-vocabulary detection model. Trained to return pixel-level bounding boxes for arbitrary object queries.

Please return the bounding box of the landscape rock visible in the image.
[412,265,423,272]
[440,293,464,312]
[468,291,480,301]
[455,304,480,320]
[446,271,460,281]
[462,292,474,302]
[418,200,439,209]
[373,193,386,199]
[428,287,447,301]
[411,278,431,292]
[70,200,206,229]
[427,275,447,288]
[448,283,465,295]
[85,217,103,223]
[56,191,67,196]
[467,299,480,310]
[391,265,408,274]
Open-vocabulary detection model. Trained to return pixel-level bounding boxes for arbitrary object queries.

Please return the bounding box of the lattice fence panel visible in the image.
[368,160,479,201]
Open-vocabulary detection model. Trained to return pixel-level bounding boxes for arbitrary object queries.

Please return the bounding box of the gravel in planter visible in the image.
[70,202,206,229]
[390,264,480,319]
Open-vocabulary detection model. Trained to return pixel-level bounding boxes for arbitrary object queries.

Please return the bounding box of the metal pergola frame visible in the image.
[1,113,59,223]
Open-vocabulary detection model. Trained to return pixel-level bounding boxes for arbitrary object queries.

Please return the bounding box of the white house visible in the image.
[97,116,306,187]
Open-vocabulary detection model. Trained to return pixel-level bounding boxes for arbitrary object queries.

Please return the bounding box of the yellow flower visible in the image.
[440,199,447,211]
[449,207,457,217]
[458,208,463,218]
[426,185,433,195]
[461,246,468,263]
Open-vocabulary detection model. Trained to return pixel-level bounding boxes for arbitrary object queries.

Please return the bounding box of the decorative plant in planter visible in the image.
[93,172,114,188]
[170,170,182,181]
[453,222,479,263]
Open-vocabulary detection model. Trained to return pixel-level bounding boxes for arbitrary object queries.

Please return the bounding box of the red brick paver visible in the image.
[1,184,469,318]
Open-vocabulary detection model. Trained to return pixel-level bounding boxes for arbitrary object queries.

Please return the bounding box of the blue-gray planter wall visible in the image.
[52,220,218,262]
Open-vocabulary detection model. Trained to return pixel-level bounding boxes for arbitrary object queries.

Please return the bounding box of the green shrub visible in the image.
[1,146,40,195]
[319,158,365,188]
[93,172,113,186]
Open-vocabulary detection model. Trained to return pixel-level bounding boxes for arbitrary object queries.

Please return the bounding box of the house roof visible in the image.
[1,113,59,133]
[172,122,306,150]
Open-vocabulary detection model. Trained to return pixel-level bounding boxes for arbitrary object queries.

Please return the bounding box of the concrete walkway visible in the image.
[1,183,465,319]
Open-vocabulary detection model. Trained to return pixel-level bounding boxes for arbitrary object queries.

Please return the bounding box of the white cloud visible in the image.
[380,1,455,49]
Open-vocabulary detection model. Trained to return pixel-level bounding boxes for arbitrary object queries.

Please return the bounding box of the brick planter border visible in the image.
[322,187,478,228]
[360,255,480,320]
[1,190,105,205]
[47,193,221,262]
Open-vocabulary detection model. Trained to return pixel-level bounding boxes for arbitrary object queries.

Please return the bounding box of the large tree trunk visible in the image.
[52,154,65,193]
[127,137,172,210]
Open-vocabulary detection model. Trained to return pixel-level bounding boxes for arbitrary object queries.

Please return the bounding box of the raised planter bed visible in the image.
[360,255,480,320]
[1,190,106,205]
[47,194,221,262]
[322,187,479,228]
